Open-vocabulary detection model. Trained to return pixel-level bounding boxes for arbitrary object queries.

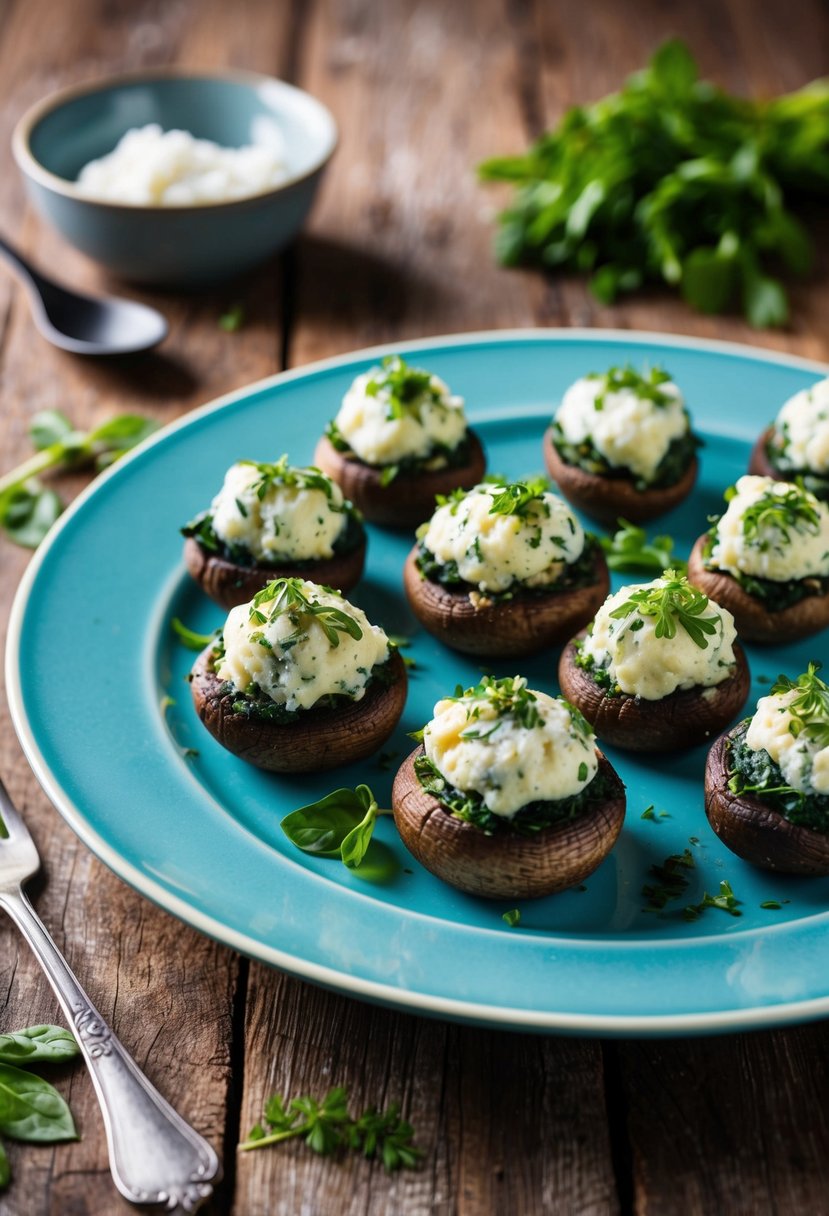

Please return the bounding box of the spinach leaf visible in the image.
[0,1064,77,1143]
[281,785,382,867]
[0,1026,78,1066]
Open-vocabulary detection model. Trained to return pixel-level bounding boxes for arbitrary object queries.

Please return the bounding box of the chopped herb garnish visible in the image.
[760,900,783,910]
[486,477,551,518]
[609,570,719,649]
[770,661,829,750]
[219,303,245,331]
[589,365,674,410]
[502,909,521,928]
[600,519,687,574]
[738,481,821,546]
[364,354,445,422]
[684,880,742,920]
[250,578,363,650]
[641,849,695,911]
[640,805,656,820]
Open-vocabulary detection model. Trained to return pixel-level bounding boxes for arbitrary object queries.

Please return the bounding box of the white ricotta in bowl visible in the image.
[76,124,288,206]
[333,359,467,466]
[554,368,689,483]
[745,688,829,796]
[423,679,598,818]
[217,579,389,711]
[771,377,829,474]
[209,460,349,563]
[709,475,829,582]
[581,576,737,701]
[419,483,585,593]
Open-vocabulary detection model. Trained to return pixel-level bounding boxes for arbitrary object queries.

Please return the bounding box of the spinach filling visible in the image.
[211,651,397,725]
[573,641,620,695]
[414,534,601,602]
[413,751,615,837]
[325,419,473,485]
[182,510,364,569]
[764,435,829,503]
[549,420,699,491]
[727,723,829,834]
[701,528,829,612]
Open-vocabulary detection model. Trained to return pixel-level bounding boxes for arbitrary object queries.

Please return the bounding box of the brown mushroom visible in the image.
[403,543,610,659]
[687,535,829,644]
[392,746,625,899]
[705,727,829,875]
[313,431,486,528]
[190,645,407,773]
[542,428,698,526]
[748,426,780,480]
[183,533,367,610]
[558,634,751,752]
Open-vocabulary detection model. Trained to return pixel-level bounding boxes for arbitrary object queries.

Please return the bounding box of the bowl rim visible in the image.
[12,66,339,213]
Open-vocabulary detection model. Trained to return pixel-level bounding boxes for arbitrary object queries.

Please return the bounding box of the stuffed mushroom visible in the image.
[559,570,750,752]
[182,457,366,608]
[314,354,485,527]
[749,376,829,501]
[688,475,829,644]
[403,479,609,658]
[191,577,406,772]
[543,364,699,525]
[705,663,829,874]
[392,676,626,898]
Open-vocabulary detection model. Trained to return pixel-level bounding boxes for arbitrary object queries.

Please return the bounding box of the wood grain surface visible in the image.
[0,1,828,1213]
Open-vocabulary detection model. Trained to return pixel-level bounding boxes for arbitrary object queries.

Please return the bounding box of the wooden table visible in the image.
[1,1,829,1212]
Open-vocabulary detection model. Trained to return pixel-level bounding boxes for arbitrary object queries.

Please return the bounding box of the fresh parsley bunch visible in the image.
[480,39,829,326]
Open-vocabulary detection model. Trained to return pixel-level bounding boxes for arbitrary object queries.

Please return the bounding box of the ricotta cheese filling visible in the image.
[419,483,585,593]
[709,475,829,583]
[581,577,737,701]
[76,124,288,206]
[209,461,349,563]
[771,377,829,474]
[423,679,598,818]
[554,368,689,483]
[217,579,390,711]
[332,359,467,466]
[745,690,829,796]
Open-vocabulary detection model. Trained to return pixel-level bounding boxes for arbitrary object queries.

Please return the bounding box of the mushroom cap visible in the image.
[705,727,829,875]
[392,745,625,899]
[190,645,407,773]
[687,534,829,644]
[313,431,486,528]
[183,533,367,610]
[542,428,698,526]
[558,635,751,753]
[403,543,610,659]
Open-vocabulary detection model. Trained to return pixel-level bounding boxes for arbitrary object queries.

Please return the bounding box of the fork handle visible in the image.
[0,888,220,1211]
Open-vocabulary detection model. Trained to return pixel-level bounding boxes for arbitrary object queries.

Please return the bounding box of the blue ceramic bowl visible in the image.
[12,70,337,286]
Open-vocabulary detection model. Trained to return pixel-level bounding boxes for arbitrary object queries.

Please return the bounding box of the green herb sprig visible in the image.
[171,618,220,651]
[609,570,718,648]
[486,477,551,518]
[684,880,742,921]
[0,409,158,548]
[239,456,345,507]
[364,355,444,422]
[240,1085,421,1172]
[771,661,829,749]
[589,365,673,410]
[479,39,829,326]
[737,482,821,546]
[281,784,390,870]
[600,519,687,574]
[250,579,363,650]
[0,1025,80,1192]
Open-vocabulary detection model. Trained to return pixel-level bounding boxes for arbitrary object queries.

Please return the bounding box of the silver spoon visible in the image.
[0,234,168,355]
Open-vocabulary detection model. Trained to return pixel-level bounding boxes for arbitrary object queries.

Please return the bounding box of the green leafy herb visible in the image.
[600,519,687,574]
[281,785,389,870]
[0,1026,78,1067]
[590,365,673,409]
[486,477,550,518]
[364,354,443,422]
[238,456,346,508]
[239,1086,421,1172]
[250,579,363,650]
[609,570,719,648]
[479,39,829,326]
[684,880,742,920]
[0,409,158,548]
[640,805,656,820]
[641,849,695,912]
[502,908,521,927]
[171,618,219,651]
[0,1063,77,1143]
[771,661,829,749]
[219,302,245,331]
[739,482,821,546]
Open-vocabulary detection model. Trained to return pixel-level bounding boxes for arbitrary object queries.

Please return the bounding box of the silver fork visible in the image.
[0,777,221,1211]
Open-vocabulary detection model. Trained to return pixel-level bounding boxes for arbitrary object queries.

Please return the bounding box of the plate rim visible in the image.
[8,326,829,1037]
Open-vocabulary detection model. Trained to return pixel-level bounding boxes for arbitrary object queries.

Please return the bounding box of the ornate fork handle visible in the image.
[0,887,220,1211]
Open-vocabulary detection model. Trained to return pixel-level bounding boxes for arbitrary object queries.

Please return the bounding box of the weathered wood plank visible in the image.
[0,0,293,1211]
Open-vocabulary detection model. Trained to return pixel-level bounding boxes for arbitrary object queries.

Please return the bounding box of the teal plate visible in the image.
[7,330,829,1036]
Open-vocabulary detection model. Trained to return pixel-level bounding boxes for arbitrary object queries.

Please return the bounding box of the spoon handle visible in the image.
[0,886,220,1211]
